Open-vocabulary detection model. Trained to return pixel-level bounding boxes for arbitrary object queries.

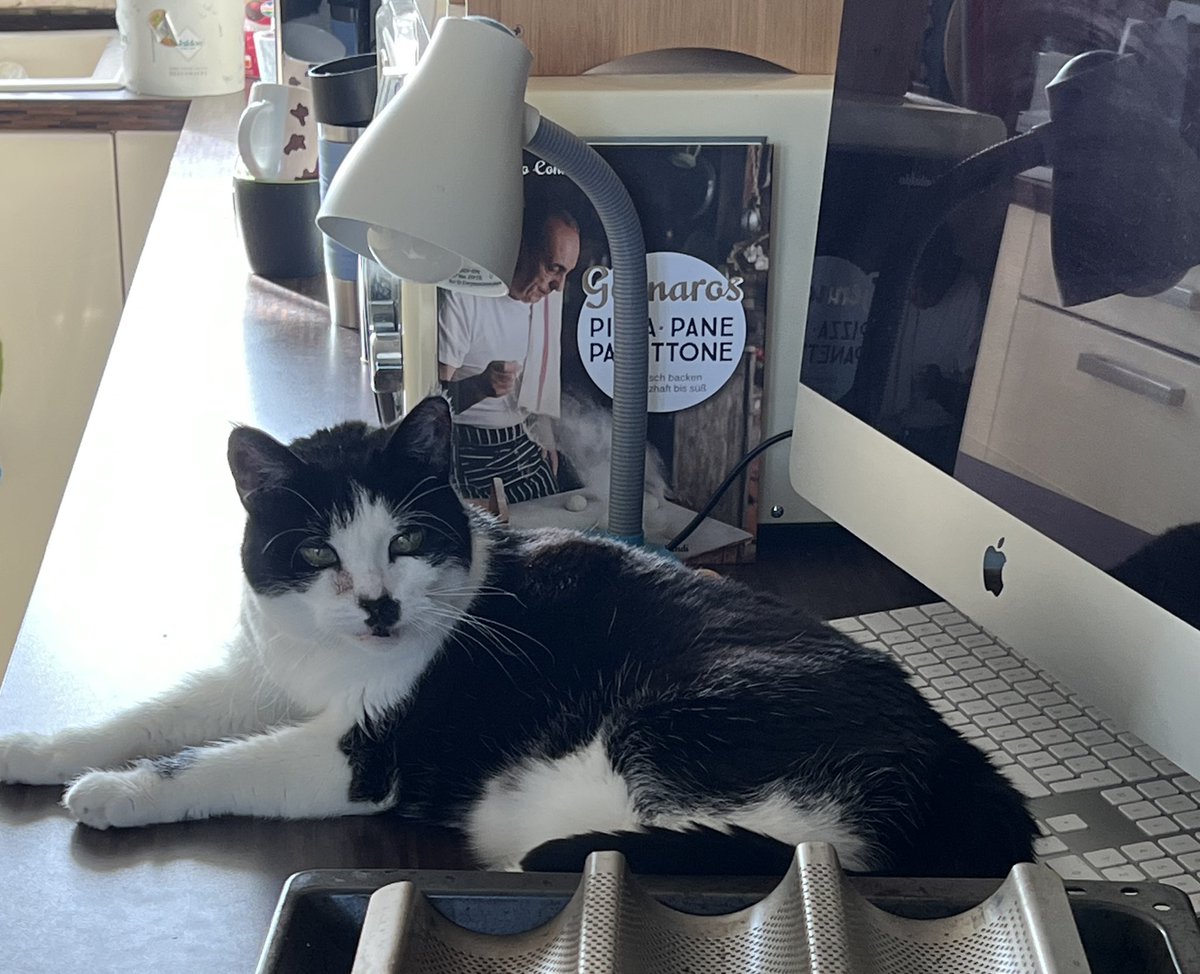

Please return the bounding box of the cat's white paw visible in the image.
[0,732,90,785]
[63,766,166,829]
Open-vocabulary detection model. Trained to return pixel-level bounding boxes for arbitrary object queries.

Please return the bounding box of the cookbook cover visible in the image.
[436,139,773,563]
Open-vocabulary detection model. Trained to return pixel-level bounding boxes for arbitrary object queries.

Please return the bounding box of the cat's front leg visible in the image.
[0,661,291,786]
[62,709,384,829]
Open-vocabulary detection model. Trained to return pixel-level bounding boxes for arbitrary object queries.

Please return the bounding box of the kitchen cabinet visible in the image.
[0,124,177,670]
[960,199,1200,563]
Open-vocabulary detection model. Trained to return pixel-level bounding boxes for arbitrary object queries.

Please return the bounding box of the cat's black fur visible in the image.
[294,398,1036,877]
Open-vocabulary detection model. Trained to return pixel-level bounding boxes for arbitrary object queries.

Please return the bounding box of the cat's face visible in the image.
[227,398,480,655]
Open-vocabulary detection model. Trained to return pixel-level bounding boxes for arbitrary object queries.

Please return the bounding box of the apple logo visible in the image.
[983,538,1007,596]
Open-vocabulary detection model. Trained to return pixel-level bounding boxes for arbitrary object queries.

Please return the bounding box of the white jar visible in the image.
[117,0,244,97]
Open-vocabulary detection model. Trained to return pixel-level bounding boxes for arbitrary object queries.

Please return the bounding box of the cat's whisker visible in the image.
[260,527,310,555]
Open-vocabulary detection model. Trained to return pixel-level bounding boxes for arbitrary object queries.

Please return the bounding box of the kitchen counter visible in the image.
[0,92,470,973]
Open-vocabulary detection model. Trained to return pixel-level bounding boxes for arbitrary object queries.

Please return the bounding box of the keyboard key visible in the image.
[1033,835,1068,856]
[972,643,1007,661]
[958,666,993,683]
[880,630,916,647]
[1138,780,1180,799]
[1002,704,1041,722]
[904,625,942,641]
[1003,738,1040,756]
[1052,770,1122,792]
[917,663,954,680]
[889,606,929,626]
[1102,865,1147,882]
[1136,745,1161,762]
[1065,756,1104,774]
[920,634,956,649]
[976,678,1010,695]
[988,691,1024,708]
[1174,776,1200,793]
[930,610,967,627]
[1077,729,1115,748]
[1118,801,1161,822]
[1013,678,1050,696]
[1019,716,1056,734]
[1083,848,1127,868]
[945,622,979,638]
[1045,704,1082,720]
[906,652,940,669]
[1033,729,1071,747]
[1001,764,1050,799]
[975,712,1010,730]
[1093,742,1132,761]
[1018,752,1057,770]
[860,611,904,634]
[974,737,1001,753]
[890,641,926,658]
[1137,816,1180,837]
[1104,786,1143,805]
[960,699,995,716]
[1178,851,1200,871]
[999,666,1036,685]
[1141,858,1185,879]
[959,633,994,649]
[1159,834,1200,855]
[990,750,1015,766]
[1174,811,1200,830]
[1030,692,1069,709]
[1061,716,1097,734]
[1050,742,1087,760]
[1045,814,1090,833]
[1161,875,1200,895]
[986,656,1022,673]
[989,725,1024,742]
[931,674,967,691]
[1153,759,1183,777]
[1121,842,1164,861]
[1035,766,1075,783]
[1046,856,1101,880]
[945,687,982,704]
[1118,730,1146,748]
[1112,757,1157,782]
[928,698,956,715]
[941,711,968,727]
[1157,795,1198,815]
[830,617,865,634]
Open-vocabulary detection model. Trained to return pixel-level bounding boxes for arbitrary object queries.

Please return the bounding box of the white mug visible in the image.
[279,21,346,87]
[237,81,319,181]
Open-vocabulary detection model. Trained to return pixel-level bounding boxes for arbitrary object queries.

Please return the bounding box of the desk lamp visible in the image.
[848,40,1200,421]
[317,15,649,545]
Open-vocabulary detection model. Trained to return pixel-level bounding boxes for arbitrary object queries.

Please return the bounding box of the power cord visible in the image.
[665,430,794,552]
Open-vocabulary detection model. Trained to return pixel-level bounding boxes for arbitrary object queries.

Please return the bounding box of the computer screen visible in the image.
[790,1,1200,777]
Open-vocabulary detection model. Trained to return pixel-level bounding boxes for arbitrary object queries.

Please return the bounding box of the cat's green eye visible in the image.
[299,544,339,569]
[389,528,424,558]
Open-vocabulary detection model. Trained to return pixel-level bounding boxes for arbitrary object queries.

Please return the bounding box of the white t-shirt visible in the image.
[438,290,534,427]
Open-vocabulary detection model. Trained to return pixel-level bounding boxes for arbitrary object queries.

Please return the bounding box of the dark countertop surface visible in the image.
[0,92,469,973]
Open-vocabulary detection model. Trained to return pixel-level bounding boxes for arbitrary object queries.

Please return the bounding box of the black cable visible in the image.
[665,430,794,553]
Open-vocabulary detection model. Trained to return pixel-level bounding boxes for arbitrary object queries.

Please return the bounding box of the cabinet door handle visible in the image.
[1076,352,1186,406]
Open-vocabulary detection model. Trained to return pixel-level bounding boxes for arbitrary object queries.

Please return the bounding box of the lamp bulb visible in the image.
[366,226,464,283]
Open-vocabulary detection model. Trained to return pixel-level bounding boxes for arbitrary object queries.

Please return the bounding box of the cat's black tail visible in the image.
[520,825,797,876]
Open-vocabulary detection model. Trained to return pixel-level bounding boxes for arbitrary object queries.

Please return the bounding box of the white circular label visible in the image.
[576,251,746,413]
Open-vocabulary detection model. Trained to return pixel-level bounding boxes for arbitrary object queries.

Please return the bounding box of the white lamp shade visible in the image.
[316,17,533,294]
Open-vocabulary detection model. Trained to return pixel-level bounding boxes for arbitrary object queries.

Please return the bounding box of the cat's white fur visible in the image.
[0,490,867,869]
[0,491,489,829]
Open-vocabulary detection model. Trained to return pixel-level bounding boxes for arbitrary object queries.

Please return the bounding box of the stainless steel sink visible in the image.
[0,29,123,92]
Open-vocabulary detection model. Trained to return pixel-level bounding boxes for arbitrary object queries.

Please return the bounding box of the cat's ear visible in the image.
[228,426,304,509]
[381,395,453,480]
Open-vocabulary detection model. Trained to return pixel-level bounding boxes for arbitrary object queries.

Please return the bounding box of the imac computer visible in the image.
[791,8,1200,808]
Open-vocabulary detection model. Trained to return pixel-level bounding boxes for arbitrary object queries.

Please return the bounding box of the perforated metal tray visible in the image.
[258,843,1200,974]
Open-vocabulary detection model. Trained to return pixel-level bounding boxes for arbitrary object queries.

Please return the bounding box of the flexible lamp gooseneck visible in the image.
[317,15,649,545]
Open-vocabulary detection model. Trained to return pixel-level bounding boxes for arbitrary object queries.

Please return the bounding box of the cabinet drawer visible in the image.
[966,299,1199,536]
[1022,210,1200,361]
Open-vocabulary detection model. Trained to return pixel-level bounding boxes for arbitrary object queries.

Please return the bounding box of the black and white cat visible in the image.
[0,397,1035,876]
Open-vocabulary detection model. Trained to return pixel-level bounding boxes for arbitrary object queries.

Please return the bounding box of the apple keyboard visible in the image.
[833,602,1200,910]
